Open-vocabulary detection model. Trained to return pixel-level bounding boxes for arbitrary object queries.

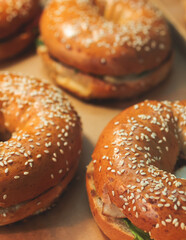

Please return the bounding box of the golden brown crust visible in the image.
[0,159,78,226]
[0,158,78,226]
[0,72,82,224]
[0,0,40,61]
[38,45,172,100]
[0,23,36,61]
[89,100,186,240]
[0,0,40,40]
[86,161,134,240]
[40,0,172,77]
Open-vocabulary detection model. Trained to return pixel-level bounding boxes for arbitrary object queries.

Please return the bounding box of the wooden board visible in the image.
[151,0,186,41]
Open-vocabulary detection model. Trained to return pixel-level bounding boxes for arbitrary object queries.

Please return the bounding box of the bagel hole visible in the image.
[0,129,12,142]
[0,112,12,142]
[174,155,185,170]
[174,153,186,179]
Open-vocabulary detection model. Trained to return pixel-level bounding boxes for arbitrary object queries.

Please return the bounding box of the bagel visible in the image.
[86,100,186,240]
[0,0,40,61]
[38,0,172,100]
[0,72,82,225]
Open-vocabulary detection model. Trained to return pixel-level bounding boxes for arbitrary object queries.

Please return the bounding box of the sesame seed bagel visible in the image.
[39,0,172,99]
[0,0,40,60]
[40,0,171,76]
[86,100,186,240]
[0,0,39,39]
[0,72,82,225]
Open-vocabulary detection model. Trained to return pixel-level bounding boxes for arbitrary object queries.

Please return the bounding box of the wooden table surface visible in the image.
[150,0,186,41]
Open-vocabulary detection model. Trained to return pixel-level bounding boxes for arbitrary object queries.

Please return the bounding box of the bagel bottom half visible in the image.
[0,159,79,226]
[86,162,153,240]
[38,44,172,100]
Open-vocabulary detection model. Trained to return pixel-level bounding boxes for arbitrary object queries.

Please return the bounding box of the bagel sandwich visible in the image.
[38,0,173,100]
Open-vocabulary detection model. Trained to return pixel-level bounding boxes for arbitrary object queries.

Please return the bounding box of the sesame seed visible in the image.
[3,194,7,200]
[51,174,54,179]
[14,176,20,179]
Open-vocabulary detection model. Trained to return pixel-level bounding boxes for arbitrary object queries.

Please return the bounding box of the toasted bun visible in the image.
[0,72,82,225]
[87,100,186,240]
[40,0,171,77]
[0,159,78,226]
[0,0,39,40]
[0,21,37,61]
[38,45,172,100]
[0,0,40,61]
[86,161,134,240]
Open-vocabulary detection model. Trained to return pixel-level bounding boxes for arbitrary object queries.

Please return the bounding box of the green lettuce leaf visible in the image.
[36,38,44,46]
[123,218,152,240]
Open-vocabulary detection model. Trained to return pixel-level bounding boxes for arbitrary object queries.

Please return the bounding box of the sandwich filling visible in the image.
[37,39,171,86]
[100,196,152,240]
[87,162,152,240]
[123,219,152,240]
